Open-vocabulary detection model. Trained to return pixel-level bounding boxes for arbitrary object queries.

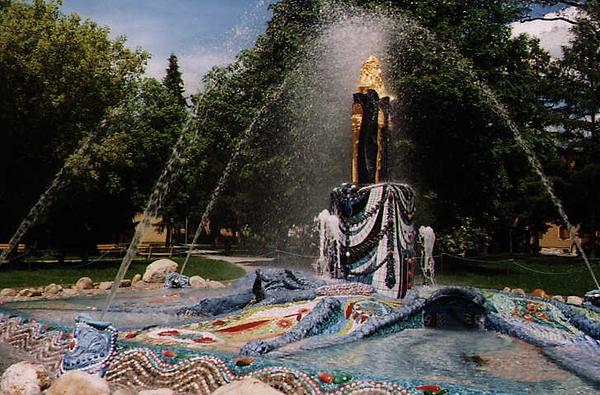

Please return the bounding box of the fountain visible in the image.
[318,56,418,299]
[1,11,600,395]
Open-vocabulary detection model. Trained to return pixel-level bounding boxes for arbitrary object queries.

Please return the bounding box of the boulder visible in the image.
[0,288,17,297]
[567,295,583,305]
[131,274,142,284]
[530,288,548,298]
[207,281,225,289]
[552,295,565,303]
[61,288,78,298]
[502,287,511,293]
[137,389,174,395]
[44,283,62,295]
[18,288,42,297]
[98,281,113,291]
[75,277,94,291]
[189,276,208,288]
[212,378,284,395]
[142,259,178,283]
[119,279,132,288]
[0,361,51,395]
[45,371,110,395]
[511,288,525,295]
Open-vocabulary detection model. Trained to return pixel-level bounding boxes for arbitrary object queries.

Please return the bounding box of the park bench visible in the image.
[0,243,26,253]
[96,243,126,255]
[137,243,174,259]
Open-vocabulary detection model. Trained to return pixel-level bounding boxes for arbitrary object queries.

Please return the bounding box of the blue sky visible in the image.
[61,0,275,95]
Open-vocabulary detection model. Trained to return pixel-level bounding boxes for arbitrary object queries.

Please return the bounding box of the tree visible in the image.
[0,0,147,243]
[31,77,186,256]
[0,0,188,258]
[552,0,600,256]
[162,53,187,108]
[164,0,560,253]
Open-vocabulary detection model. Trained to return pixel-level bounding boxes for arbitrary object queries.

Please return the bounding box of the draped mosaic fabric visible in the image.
[319,183,416,299]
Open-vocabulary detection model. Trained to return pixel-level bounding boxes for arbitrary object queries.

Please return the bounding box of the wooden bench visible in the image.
[96,243,126,254]
[137,243,174,259]
[0,243,26,253]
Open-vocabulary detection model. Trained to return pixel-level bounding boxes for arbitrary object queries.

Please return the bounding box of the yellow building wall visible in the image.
[539,223,576,251]
[133,213,166,245]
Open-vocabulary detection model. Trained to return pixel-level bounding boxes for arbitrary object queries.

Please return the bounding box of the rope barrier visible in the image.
[440,253,592,275]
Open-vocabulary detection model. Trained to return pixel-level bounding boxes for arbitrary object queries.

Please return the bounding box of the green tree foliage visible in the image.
[172,0,559,254]
[0,0,146,240]
[552,0,600,256]
[163,53,187,108]
[0,0,185,256]
[32,78,186,255]
[385,0,559,253]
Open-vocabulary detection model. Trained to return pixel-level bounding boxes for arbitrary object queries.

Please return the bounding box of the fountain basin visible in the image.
[1,273,599,394]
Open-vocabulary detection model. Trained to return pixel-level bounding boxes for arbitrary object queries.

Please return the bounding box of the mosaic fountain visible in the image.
[1,57,600,394]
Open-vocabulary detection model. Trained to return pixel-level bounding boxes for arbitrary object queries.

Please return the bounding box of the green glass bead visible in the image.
[333,374,352,384]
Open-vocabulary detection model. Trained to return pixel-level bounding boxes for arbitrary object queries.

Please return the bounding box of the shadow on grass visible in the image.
[436,253,599,296]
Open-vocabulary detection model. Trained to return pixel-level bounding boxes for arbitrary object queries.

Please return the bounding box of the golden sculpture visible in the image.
[352,56,390,184]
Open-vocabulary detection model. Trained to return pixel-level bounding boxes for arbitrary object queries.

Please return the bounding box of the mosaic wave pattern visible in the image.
[0,314,68,372]
[1,284,599,393]
[106,348,407,394]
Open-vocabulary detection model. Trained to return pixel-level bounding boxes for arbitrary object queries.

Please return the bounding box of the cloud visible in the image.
[511,7,580,58]
[61,0,274,96]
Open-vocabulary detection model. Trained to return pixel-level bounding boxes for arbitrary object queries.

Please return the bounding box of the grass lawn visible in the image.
[0,256,246,289]
[435,253,599,296]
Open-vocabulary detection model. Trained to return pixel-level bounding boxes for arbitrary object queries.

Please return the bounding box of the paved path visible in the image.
[198,254,275,273]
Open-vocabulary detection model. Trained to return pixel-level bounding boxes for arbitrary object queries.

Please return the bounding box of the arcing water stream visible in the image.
[101,115,198,318]
[0,134,94,265]
[179,82,289,275]
[398,19,600,289]
[104,6,596,315]
[475,81,600,289]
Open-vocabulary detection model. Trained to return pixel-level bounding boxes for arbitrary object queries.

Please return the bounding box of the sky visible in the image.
[511,5,579,58]
[60,1,576,95]
[61,0,276,95]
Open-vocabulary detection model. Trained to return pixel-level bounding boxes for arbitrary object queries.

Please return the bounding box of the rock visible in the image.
[502,287,511,293]
[189,276,208,288]
[112,389,135,395]
[18,288,42,297]
[62,288,78,297]
[98,281,113,291]
[531,288,548,298]
[212,378,284,395]
[142,259,178,283]
[567,295,583,305]
[511,288,525,295]
[45,371,110,395]
[44,283,62,295]
[0,361,51,395]
[137,389,174,395]
[0,288,17,297]
[207,281,225,289]
[119,279,132,288]
[75,277,94,291]
[131,274,142,284]
[552,295,565,303]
